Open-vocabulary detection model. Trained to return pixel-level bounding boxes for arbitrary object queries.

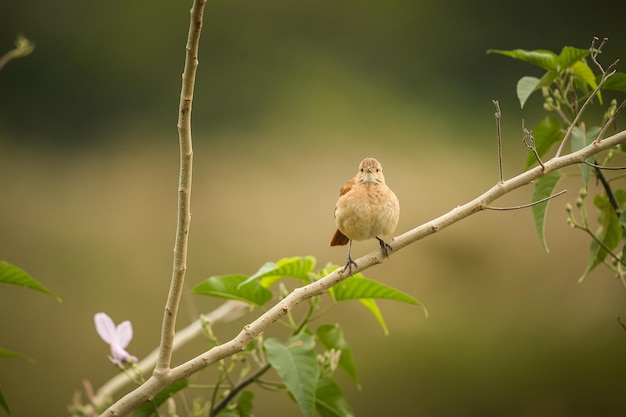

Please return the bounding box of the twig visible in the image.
[486,190,566,211]
[583,161,626,170]
[493,100,504,182]
[555,38,618,157]
[0,33,35,71]
[210,364,271,416]
[522,119,545,170]
[618,317,626,332]
[100,127,626,417]
[592,160,621,215]
[595,99,626,144]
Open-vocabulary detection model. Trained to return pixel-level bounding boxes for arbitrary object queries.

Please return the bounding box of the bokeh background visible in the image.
[1,0,626,416]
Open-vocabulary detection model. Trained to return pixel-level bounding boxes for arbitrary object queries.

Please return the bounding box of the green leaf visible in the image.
[487,48,558,70]
[265,334,319,417]
[532,171,563,252]
[557,46,589,68]
[193,274,272,306]
[525,117,563,169]
[572,61,601,103]
[580,194,623,282]
[238,256,317,288]
[131,379,188,417]
[0,389,9,416]
[316,324,360,387]
[0,347,33,363]
[516,76,541,108]
[358,298,388,335]
[331,275,424,308]
[315,377,354,417]
[570,125,601,188]
[237,390,254,417]
[603,72,626,93]
[0,261,61,302]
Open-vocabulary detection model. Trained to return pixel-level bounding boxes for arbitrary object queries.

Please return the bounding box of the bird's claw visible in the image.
[342,256,358,276]
[376,237,392,258]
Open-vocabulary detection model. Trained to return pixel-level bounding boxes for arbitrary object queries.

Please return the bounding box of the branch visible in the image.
[155,0,206,375]
[100,127,626,417]
[554,38,618,157]
[493,100,503,183]
[0,33,35,71]
[86,301,248,412]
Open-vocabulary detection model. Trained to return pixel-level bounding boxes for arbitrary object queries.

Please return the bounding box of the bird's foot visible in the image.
[341,255,358,276]
[376,237,393,258]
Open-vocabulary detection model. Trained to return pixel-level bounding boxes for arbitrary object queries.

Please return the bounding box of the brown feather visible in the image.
[329,228,350,246]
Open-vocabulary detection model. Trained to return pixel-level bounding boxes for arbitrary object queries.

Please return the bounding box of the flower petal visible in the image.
[94,312,117,344]
[116,320,133,349]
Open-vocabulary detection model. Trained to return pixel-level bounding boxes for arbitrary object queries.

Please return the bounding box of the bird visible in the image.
[330,157,400,274]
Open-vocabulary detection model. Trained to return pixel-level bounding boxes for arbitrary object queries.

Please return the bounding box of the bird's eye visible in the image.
[376,168,380,172]
[360,168,364,172]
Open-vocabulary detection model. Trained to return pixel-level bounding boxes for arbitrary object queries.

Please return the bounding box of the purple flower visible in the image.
[94,312,138,365]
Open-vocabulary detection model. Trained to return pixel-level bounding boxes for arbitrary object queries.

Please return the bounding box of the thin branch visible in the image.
[493,100,504,183]
[522,119,545,170]
[211,364,271,416]
[595,99,626,144]
[486,190,566,211]
[0,33,35,71]
[592,160,621,215]
[618,317,626,332]
[555,38,618,157]
[100,127,626,417]
[583,161,626,170]
[155,0,206,375]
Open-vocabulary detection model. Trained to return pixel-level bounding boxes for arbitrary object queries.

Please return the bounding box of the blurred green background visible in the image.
[1,0,626,416]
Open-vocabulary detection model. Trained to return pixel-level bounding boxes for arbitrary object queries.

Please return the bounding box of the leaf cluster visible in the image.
[489,43,626,281]
[188,256,425,417]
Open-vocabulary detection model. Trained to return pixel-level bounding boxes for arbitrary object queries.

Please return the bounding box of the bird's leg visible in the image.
[376,237,393,258]
[342,240,357,275]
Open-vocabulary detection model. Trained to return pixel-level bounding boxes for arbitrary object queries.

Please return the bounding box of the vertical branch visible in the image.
[156,0,207,374]
[493,100,503,183]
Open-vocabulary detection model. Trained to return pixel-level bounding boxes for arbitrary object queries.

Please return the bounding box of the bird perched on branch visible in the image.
[330,157,400,274]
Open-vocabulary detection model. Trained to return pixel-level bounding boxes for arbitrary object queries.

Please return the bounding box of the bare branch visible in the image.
[555,38,618,157]
[154,0,208,376]
[595,99,626,144]
[486,190,566,211]
[522,119,545,170]
[583,161,626,170]
[493,100,504,183]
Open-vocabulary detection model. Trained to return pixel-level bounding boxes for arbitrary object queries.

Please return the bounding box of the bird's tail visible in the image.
[329,229,350,246]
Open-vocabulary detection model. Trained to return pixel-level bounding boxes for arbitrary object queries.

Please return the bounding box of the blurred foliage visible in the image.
[2,0,626,146]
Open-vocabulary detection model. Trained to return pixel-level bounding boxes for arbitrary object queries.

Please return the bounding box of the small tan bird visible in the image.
[330,157,400,274]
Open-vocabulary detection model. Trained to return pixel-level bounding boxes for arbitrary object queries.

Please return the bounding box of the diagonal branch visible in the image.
[100,127,626,417]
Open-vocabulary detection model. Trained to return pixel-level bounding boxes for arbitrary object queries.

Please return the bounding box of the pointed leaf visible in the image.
[525,117,563,169]
[131,379,188,417]
[602,72,626,93]
[358,298,388,335]
[0,388,9,416]
[572,61,601,103]
[0,347,33,363]
[238,256,316,288]
[315,377,354,417]
[332,276,424,308]
[316,324,359,387]
[0,262,61,301]
[532,171,563,252]
[487,48,558,70]
[570,126,601,188]
[580,193,623,282]
[193,274,272,306]
[516,76,541,108]
[557,46,589,68]
[265,334,319,417]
